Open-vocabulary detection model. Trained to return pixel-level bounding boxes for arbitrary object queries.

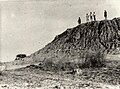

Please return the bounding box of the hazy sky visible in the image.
[0,0,120,62]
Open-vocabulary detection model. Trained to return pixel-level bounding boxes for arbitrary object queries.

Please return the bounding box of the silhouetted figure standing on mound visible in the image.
[90,12,93,21]
[78,17,81,25]
[93,12,96,21]
[86,13,89,22]
[104,10,107,20]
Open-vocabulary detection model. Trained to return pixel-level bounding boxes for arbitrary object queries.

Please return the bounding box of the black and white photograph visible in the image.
[0,0,120,89]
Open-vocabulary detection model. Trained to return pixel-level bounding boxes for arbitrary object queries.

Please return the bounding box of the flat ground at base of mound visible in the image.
[0,65,120,89]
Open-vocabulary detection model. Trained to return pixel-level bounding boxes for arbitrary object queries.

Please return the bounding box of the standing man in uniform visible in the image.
[90,12,93,21]
[104,10,107,20]
[93,12,96,21]
[78,17,81,25]
[86,13,89,22]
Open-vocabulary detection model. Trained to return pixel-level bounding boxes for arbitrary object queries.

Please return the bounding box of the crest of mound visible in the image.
[30,18,120,63]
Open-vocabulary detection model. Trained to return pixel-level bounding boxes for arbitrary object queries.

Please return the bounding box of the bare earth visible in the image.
[0,66,120,89]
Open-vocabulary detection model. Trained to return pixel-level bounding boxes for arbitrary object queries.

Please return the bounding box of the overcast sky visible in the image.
[0,0,120,62]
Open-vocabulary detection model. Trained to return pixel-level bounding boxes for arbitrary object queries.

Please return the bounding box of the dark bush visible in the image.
[43,59,55,71]
[42,60,77,72]
[80,51,106,68]
[15,54,26,60]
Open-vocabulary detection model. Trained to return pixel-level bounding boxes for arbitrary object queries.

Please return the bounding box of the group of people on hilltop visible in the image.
[86,12,96,22]
[78,10,107,25]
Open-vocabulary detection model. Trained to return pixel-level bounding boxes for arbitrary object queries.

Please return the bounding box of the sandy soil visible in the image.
[0,66,120,89]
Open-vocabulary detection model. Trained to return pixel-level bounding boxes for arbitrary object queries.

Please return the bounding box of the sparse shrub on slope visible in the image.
[42,59,55,71]
[42,59,78,72]
[55,61,77,71]
[81,50,106,68]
